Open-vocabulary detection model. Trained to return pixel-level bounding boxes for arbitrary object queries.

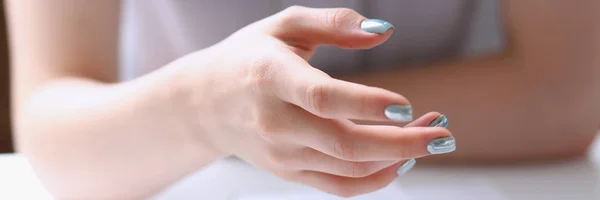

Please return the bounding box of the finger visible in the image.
[354,112,446,127]
[279,105,454,161]
[286,161,404,198]
[404,112,446,127]
[284,147,397,178]
[266,6,394,52]
[271,55,411,121]
[329,125,453,161]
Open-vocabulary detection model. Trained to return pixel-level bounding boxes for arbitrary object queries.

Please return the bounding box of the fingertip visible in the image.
[350,27,393,49]
[333,18,394,49]
[423,112,443,118]
[331,81,411,122]
[433,127,453,137]
[405,112,443,127]
[386,126,453,159]
[406,126,454,157]
[396,159,416,176]
[427,136,456,155]
[384,105,413,122]
[401,126,453,143]
[360,19,395,34]
[380,28,395,37]
[373,88,412,121]
[428,114,449,128]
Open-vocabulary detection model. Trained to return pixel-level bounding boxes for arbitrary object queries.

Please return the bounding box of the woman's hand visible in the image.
[168,6,455,197]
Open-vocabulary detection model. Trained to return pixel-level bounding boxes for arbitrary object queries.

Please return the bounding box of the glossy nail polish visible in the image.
[384,105,412,121]
[396,159,416,175]
[360,19,394,34]
[429,114,449,128]
[427,137,456,154]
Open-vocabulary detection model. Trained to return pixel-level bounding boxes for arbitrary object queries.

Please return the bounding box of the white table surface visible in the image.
[2,135,599,200]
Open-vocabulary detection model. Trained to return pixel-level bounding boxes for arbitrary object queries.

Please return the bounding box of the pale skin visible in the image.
[5,0,600,199]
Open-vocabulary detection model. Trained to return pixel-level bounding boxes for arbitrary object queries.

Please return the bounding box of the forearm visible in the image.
[339,54,600,163]
[14,68,220,199]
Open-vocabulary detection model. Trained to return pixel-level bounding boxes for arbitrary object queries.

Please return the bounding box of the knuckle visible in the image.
[305,83,329,115]
[254,113,282,141]
[332,138,357,161]
[265,149,289,169]
[247,55,277,93]
[284,5,307,14]
[357,92,372,117]
[278,5,307,24]
[324,8,359,29]
[272,168,300,182]
[399,146,415,159]
[338,191,359,198]
[370,175,397,192]
[344,162,371,178]
[329,181,358,198]
[256,123,277,141]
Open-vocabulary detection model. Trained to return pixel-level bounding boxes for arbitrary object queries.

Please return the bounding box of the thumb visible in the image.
[266,6,394,53]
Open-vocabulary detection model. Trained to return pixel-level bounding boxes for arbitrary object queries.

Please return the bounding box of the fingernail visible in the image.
[384,105,412,121]
[429,114,449,128]
[396,159,416,175]
[360,19,395,34]
[427,137,456,154]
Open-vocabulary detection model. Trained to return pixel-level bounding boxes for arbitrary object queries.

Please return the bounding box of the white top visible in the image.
[119,0,504,80]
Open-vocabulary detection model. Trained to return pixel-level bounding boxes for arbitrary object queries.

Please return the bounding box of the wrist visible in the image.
[136,62,227,164]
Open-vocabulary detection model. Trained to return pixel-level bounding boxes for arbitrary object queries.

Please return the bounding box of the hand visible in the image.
[169,6,455,197]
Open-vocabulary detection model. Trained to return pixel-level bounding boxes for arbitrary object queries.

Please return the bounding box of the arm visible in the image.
[7,2,455,198]
[339,1,600,162]
[6,1,219,198]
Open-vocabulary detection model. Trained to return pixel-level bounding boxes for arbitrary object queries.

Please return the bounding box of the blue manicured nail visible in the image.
[429,114,449,128]
[427,137,456,154]
[360,19,395,34]
[396,159,416,175]
[384,105,412,121]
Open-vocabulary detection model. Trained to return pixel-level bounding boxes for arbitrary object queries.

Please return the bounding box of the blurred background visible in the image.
[0,1,14,154]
